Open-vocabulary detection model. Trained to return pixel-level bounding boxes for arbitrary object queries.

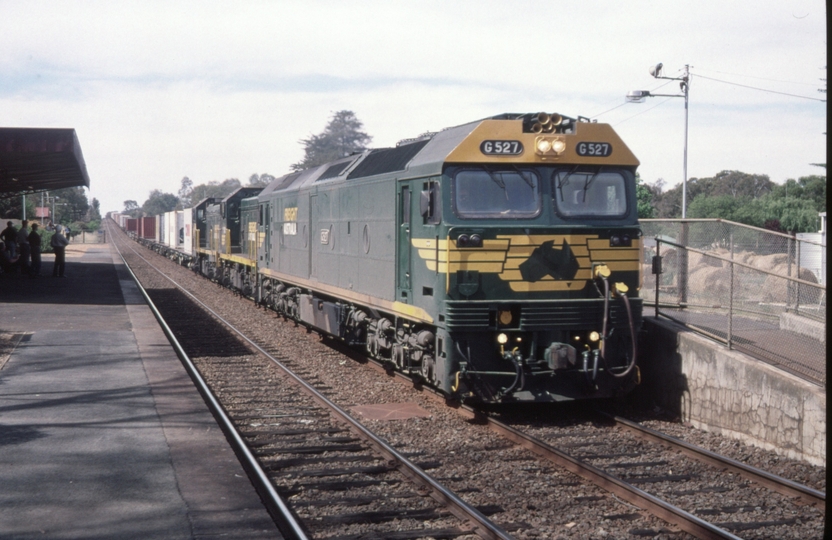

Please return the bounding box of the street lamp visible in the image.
[627,63,690,218]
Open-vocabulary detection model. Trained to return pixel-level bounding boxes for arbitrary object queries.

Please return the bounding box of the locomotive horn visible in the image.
[530,122,544,134]
[533,112,551,125]
[549,113,563,126]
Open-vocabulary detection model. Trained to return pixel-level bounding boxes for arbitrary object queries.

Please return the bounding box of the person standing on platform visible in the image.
[1,221,17,257]
[51,226,69,277]
[16,220,30,275]
[0,240,20,275]
[28,223,42,278]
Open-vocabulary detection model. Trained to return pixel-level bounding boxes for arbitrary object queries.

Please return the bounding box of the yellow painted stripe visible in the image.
[258,267,434,324]
[392,301,434,322]
[497,234,598,245]
[448,261,505,273]
[412,238,449,250]
[587,239,611,249]
[503,256,591,270]
[499,268,593,281]
[509,280,589,292]
[220,253,257,267]
[606,261,640,271]
[417,248,439,261]
[448,250,507,262]
[589,249,641,261]
[503,245,591,257]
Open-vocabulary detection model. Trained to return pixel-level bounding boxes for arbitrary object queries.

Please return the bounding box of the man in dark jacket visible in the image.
[1,221,17,257]
[28,223,42,277]
[0,240,20,275]
[16,220,30,275]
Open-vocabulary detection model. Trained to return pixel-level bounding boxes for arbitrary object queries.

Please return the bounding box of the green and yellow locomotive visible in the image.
[256,113,642,403]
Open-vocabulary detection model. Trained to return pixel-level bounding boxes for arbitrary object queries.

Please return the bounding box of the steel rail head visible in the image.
[110,222,512,540]
[602,412,826,508]
[481,415,744,540]
[108,222,311,540]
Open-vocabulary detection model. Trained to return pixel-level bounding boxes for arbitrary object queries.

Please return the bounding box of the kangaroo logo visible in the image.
[518,239,580,282]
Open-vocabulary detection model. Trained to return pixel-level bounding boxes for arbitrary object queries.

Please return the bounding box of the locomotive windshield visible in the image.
[552,168,628,218]
[452,168,541,219]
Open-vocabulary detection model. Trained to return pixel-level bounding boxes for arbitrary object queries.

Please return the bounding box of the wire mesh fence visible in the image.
[640,219,826,386]
[71,230,107,244]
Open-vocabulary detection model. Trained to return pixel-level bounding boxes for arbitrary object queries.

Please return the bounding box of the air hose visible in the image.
[597,270,638,379]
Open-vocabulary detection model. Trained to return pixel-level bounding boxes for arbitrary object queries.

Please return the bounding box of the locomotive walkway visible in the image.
[0,243,282,539]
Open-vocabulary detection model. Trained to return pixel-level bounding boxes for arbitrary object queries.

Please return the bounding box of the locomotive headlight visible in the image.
[497,333,509,345]
[589,331,601,342]
[535,136,566,158]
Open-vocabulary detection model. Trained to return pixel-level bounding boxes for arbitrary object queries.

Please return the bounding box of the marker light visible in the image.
[497,333,509,345]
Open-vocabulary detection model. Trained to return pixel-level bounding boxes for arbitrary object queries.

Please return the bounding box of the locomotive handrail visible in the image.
[655,238,825,290]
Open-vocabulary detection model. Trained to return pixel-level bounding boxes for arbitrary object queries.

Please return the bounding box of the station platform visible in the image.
[0,243,282,539]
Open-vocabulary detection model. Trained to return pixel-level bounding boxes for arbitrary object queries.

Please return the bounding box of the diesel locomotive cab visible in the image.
[440,164,641,402]
[419,114,643,403]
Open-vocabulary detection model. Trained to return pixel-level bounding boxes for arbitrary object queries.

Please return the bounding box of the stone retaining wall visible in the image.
[631,317,826,466]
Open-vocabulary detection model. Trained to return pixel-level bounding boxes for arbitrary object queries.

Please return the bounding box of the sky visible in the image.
[1,0,826,214]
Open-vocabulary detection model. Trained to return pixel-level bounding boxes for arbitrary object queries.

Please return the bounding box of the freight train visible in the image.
[119,112,644,404]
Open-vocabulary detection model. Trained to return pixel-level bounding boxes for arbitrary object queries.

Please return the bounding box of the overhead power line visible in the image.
[693,73,826,102]
[692,67,821,87]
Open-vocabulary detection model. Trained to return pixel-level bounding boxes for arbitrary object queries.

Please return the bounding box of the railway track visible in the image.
[356,350,826,539]
[110,221,826,539]
[110,222,512,540]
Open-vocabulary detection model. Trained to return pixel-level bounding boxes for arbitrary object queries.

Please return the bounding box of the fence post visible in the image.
[678,222,688,307]
[655,238,661,317]
[795,238,801,314]
[728,232,733,350]
[786,234,793,312]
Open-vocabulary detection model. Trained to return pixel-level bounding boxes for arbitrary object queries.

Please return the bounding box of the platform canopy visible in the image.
[0,128,90,195]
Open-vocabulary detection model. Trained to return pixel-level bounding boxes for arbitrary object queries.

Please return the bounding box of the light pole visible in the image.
[627,63,690,218]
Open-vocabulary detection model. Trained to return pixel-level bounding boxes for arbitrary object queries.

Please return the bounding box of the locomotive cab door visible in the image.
[396,182,412,303]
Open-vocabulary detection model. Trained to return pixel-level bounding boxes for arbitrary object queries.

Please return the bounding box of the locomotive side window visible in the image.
[452,168,541,219]
[552,169,628,218]
[420,180,441,225]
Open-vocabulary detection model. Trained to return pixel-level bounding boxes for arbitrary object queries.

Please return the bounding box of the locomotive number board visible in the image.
[480,140,523,156]
[576,142,612,157]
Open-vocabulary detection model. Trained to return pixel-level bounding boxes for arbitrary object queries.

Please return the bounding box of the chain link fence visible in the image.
[640,219,826,386]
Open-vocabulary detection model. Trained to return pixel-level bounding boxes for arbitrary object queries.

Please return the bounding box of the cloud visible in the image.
[0,0,825,213]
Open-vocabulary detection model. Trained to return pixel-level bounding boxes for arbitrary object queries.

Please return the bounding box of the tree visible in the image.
[769,175,826,213]
[635,173,655,218]
[291,110,372,171]
[687,194,750,222]
[123,200,140,218]
[88,198,102,221]
[142,190,180,216]
[248,173,276,187]
[0,193,36,220]
[185,178,242,207]
[178,177,193,203]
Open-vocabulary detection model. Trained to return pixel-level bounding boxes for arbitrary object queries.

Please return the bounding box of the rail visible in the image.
[112,221,513,540]
[108,222,311,540]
